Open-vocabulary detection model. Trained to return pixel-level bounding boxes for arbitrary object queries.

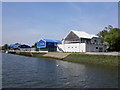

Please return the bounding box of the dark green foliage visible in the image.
[104,25,113,30]
[32,42,37,48]
[14,43,21,45]
[97,30,108,43]
[98,25,120,51]
[2,44,8,50]
[105,28,120,51]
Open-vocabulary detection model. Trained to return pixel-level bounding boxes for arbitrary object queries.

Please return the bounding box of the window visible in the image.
[68,47,70,48]
[72,47,73,48]
[40,43,45,45]
[75,47,77,48]
[96,47,98,49]
[54,43,57,46]
[94,40,98,43]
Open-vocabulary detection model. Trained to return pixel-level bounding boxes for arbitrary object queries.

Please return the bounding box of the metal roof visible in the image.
[19,44,31,48]
[8,44,31,48]
[72,30,98,39]
[8,44,20,48]
[64,30,98,39]
[43,39,62,43]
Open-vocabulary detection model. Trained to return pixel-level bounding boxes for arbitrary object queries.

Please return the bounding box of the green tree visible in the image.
[104,28,120,51]
[14,43,21,45]
[104,25,113,30]
[97,25,113,43]
[97,30,108,43]
[2,44,8,50]
[98,25,120,51]
[32,42,37,48]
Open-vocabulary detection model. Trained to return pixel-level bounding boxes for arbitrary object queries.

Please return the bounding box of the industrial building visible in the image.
[57,30,107,52]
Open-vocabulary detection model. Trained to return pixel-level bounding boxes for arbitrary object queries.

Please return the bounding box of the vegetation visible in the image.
[14,43,21,45]
[63,54,119,67]
[32,42,37,48]
[98,25,120,51]
[32,52,46,58]
[14,52,46,58]
[12,52,119,67]
[2,44,8,50]
[1,43,21,50]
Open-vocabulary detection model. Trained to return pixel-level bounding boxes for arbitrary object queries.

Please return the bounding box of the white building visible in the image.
[57,30,107,52]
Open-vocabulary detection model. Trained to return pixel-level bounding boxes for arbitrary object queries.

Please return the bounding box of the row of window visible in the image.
[67,46,102,50]
[67,47,77,48]
[96,47,103,49]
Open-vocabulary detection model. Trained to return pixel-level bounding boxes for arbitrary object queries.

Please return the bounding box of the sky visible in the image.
[2,2,118,46]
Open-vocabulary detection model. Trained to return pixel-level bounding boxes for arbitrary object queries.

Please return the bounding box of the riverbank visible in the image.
[7,51,119,67]
[63,54,119,67]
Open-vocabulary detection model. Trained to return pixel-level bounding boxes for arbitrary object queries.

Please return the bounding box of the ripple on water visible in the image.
[2,53,118,88]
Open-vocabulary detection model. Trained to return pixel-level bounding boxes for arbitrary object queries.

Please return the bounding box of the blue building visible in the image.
[8,44,20,50]
[37,39,62,52]
[8,44,31,50]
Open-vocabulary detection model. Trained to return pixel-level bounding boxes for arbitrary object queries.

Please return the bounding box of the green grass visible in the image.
[63,54,119,67]
[13,52,119,67]
[32,53,46,58]
[15,52,46,58]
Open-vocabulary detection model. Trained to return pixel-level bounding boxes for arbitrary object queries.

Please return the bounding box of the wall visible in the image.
[58,43,107,52]
[91,37,101,44]
[57,43,86,52]
[37,40,46,48]
[86,44,107,52]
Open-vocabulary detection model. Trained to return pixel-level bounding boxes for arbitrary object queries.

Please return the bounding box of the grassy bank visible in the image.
[14,52,46,58]
[10,52,119,67]
[63,54,119,67]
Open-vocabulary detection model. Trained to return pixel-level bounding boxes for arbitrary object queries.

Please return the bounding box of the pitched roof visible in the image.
[71,30,98,39]
[8,44,31,48]
[43,39,62,43]
[8,44,20,48]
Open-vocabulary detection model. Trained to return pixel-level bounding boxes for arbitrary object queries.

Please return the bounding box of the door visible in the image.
[99,47,103,52]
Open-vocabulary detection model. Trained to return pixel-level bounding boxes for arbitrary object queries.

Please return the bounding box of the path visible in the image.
[43,52,71,59]
[85,52,120,56]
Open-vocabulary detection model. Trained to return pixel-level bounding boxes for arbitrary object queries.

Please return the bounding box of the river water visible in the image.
[2,53,118,88]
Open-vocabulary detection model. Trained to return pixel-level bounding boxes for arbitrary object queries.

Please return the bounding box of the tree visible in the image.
[97,25,113,43]
[97,30,108,43]
[2,44,8,50]
[104,25,113,31]
[14,43,21,45]
[32,42,37,48]
[98,25,120,51]
[104,28,120,51]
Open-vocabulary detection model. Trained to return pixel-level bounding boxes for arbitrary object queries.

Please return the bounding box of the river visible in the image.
[2,53,118,88]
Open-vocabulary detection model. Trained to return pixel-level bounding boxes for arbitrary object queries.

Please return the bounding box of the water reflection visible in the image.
[2,53,118,88]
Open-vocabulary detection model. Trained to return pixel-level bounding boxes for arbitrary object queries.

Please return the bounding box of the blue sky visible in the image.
[2,2,118,45]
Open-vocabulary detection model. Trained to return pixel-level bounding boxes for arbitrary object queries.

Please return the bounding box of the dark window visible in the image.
[96,47,98,49]
[72,47,73,48]
[94,40,98,43]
